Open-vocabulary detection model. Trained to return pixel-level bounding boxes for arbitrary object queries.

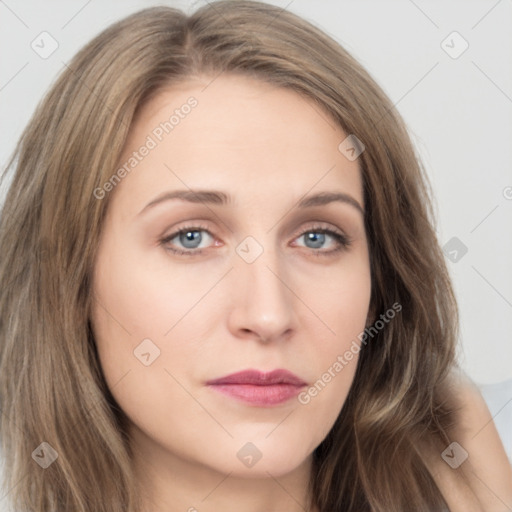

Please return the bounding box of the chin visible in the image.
[198,433,316,478]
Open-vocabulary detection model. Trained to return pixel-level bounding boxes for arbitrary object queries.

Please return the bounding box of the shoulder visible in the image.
[433,368,512,511]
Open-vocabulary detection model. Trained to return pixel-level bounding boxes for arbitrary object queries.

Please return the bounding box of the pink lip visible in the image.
[206,369,307,406]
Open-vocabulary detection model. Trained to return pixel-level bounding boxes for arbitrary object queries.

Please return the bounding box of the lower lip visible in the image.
[207,383,304,406]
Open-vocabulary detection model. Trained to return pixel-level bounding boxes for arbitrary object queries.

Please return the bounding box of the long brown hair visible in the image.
[0,1,463,510]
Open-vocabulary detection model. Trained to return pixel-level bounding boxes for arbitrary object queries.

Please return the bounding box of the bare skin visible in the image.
[426,369,512,511]
[90,74,512,511]
[91,74,370,512]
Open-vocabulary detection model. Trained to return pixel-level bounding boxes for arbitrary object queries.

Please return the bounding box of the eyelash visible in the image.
[160,222,353,257]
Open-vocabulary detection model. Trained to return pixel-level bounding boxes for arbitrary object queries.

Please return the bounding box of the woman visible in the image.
[0,1,510,511]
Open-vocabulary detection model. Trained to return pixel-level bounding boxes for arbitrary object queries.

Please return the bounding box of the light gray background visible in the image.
[1,0,511,385]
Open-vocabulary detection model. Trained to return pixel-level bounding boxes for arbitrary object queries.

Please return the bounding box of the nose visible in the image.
[226,243,297,344]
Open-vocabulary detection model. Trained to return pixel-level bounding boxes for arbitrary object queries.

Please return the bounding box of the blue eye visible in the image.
[295,229,352,254]
[160,224,352,257]
[161,224,214,255]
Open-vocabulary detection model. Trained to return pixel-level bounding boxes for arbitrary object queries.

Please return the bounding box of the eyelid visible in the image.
[160,220,352,256]
[289,222,353,254]
[160,222,215,251]
[289,221,345,240]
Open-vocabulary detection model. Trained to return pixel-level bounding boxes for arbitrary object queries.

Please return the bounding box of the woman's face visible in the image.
[91,74,371,479]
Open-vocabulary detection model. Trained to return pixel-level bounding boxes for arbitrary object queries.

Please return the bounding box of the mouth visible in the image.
[206,369,307,406]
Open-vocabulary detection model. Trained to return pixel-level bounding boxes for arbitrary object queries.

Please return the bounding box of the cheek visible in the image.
[91,234,216,347]
[89,241,216,451]
[89,228,373,476]
[295,253,371,423]
[92,232,371,394]
[89,234,197,385]
[301,246,372,345]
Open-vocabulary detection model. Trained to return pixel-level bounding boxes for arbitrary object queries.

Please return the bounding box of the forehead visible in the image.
[114,73,364,212]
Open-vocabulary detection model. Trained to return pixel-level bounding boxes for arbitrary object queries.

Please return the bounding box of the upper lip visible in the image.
[206,369,307,386]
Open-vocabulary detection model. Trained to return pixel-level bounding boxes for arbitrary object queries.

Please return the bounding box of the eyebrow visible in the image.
[138,189,365,216]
